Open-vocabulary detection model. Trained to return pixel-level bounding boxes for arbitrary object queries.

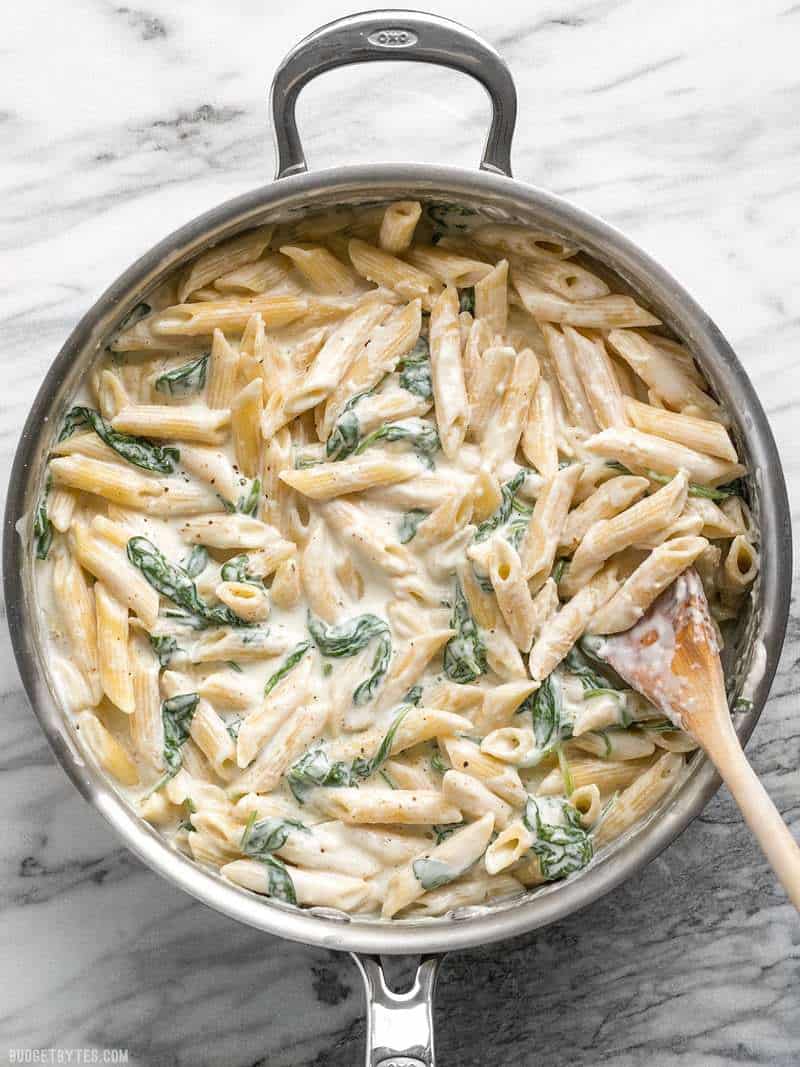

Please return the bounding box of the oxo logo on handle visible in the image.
[367,28,419,48]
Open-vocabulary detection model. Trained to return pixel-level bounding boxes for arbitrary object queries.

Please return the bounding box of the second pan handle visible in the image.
[351,954,442,1067]
[270,9,517,179]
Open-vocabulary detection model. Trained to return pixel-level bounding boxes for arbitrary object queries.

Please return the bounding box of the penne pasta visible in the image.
[481,347,540,469]
[379,200,423,254]
[519,463,582,588]
[280,452,419,501]
[178,226,274,303]
[95,582,135,713]
[624,397,736,462]
[429,285,469,458]
[474,258,509,334]
[588,535,708,634]
[561,471,689,596]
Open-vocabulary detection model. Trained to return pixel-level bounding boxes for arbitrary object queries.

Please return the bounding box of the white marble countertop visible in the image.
[2,1,799,1064]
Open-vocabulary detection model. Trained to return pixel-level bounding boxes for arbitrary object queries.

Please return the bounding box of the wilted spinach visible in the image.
[604,461,741,502]
[33,483,53,560]
[237,478,261,517]
[127,536,244,628]
[473,470,527,543]
[182,545,208,579]
[162,693,199,776]
[326,389,371,461]
[398,508,430,544]
[148,633,180,668]
[287,704,411,803]
[59,406,179,474]
[264,641,311,696]
[398,337,433,401]
[523,797,593,882]
[352,419,440,467]
[307,612,389,657]
[154,353,209,397]
[220,554,262,586]
[443,581,487,683]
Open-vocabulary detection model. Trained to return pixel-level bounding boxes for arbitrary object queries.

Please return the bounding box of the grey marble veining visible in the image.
[2,1,799,1064]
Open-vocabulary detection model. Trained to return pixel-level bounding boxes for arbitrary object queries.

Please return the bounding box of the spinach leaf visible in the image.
[226,661,243,673]
[458,287,475,315]
[523,797,593,881]
[646,469,741,502]
[354,419,440,466]
[639,718,680,733]
[33,484,53,560]
[556,744,574,796]
[307,612,389,657]
[220,554,262,586]
[404,684,423,706]
[162,693,199,776]
[398,337,433,401]
[264,641,311,696]
[326,410,361,461]
[431,752,448,775]
[351,705,411,779]
[398,508,430,544]
[127,536,243,628]
[149,634,180,668]
[237,478,261,517]
[287,704,411,802]
[563,646,623,695]
[294,454,321,470]
[353,634,393,705]
[119,301,152,330]
[524,674,572,751]
[604,461,742,503]
[506,495,533,550]
[604,461,632,475]
[182,545,208,579]
[154,353,209,397]
[380,769,396,789]
[432,824,458,845]
[551,558,568,584]
[286,748,355,803]
[59,406,179,474]
[177,797,196,833]
[241,814,309,857]
[443,581,487,683]
[326,390,370,461]
[473,470,527,543]
[310,610,393,707]
[425,202,476,233]
[259,854,297,905]
[413,856,462,890]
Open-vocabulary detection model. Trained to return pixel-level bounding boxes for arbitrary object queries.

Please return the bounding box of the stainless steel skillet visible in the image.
[3,10,792,1066]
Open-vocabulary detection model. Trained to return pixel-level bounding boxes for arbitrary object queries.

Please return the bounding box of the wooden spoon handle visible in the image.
[705,730,800,911]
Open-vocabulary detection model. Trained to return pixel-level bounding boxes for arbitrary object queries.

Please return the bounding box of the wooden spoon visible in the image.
[586,567,800,910]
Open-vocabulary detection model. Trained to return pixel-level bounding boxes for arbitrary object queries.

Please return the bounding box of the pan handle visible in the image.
[351,953,442,1067]
[270,10,517,179]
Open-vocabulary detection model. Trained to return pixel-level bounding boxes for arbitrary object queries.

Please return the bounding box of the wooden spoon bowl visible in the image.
[588,569,800,911]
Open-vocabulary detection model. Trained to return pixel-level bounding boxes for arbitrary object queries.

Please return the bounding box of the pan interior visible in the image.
[8,170,784,953]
